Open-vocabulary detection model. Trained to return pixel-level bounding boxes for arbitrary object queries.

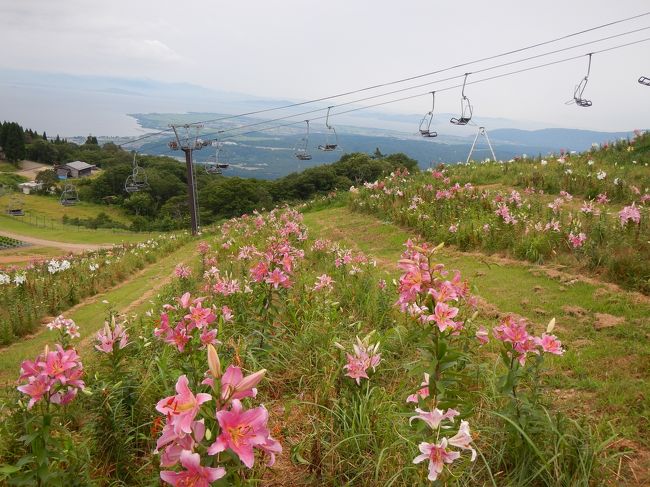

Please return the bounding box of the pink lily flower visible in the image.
[221,305,234,322]
[199,328,219,348]
[207,399,271,468]
[406,373,430,403]
[433,302,459,332]
[185,303,216,330]
[157,420,205,467]
[413,438,461,481]
[17,375,51,409]
[95,321,129,354]
[249,261,269,282]
[42,345,81,385]
[448,420,477,461]
[156,375,212,435]
[409,407,459,429]
[265,268,291,289]
[160,450,225,486]
[220,365,266,402]
[259,435,283,466]
[475,326,489,345]
[343,354,369,385]
[535,333,565,355]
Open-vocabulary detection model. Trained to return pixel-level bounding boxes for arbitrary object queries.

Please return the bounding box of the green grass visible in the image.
[0,162,17,172]
[0,214,156,244]
[0,239,197,381]
[303,206,650,445]
[0,193,132,225]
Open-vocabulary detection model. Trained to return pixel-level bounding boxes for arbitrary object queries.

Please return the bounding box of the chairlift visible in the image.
[168,140,179,150]
[124,152,149,193]
[639,76,650,86]
[206,142,229,175]
[419,92,438,137]
[5,193,24,216]
[60,184,79,206]
[318,107,338,151]
[295,120,313,160]
[566,54,593,107]
[450,73,473,125]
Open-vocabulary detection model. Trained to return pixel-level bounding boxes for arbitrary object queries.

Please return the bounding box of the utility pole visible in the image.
[168,124,210,235]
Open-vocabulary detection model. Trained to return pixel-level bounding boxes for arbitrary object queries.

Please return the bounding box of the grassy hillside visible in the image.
[0,131,648,485]
[0,215,154,244]
[0,202,647,485]
[349,132,650,293]
[0,193,133,225]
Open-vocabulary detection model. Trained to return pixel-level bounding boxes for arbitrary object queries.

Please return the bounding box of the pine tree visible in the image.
[43,131,48,141]
[2,122,25,162]
[3,122,26,163]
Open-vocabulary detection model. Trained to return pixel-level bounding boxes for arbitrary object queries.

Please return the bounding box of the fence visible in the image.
[0,211,144,236]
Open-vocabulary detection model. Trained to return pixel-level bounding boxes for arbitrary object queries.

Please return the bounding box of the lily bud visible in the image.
[546,318,556,334]
[207,344,221,378]
[234,369,266,393]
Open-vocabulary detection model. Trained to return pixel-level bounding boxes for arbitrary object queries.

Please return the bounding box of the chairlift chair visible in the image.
[419,92,438,137]
[318,107,338,151]
[206,163,221,175]
[124,153,149,192]
[206,143,229,174]
[5,194,24,216]
[295,120,313,160]
[60,184,79,206]
[567,54,593,107]
[639,76,650,86]
[450,74,473,125]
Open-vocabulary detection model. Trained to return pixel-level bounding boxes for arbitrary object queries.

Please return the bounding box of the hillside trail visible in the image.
[0,230,111,252]
[0,239,197,382]
[302,205,650,486]
[14,160,48,180]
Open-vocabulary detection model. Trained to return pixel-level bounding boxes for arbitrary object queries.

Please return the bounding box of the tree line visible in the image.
[1,121,419,230]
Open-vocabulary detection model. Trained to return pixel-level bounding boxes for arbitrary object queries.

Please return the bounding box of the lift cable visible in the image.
[162,37,650,146]
[199,37,650,144]
[118,12,650,147]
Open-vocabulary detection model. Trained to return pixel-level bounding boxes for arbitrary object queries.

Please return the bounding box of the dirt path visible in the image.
[0,230,111,252]
[15,160,48,180]
[0,253,172,358]
[0,239,197,383]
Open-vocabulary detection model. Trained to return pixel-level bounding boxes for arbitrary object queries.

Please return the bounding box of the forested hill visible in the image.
[130,113,637,179]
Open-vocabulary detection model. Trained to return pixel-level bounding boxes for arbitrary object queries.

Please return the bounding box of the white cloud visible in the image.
[105,38,181,63]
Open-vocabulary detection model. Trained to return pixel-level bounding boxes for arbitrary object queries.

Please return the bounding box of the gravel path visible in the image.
[0,230,111,252]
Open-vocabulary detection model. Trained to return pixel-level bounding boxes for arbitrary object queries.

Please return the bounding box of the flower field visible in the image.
[349,132,650,293]
[0,233,190,345]
[2,200,643,486]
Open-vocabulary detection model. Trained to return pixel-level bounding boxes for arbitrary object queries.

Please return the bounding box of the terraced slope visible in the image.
[304,206,650,481]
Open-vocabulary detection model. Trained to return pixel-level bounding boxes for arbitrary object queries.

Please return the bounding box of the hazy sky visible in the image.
[1,0,649,133]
